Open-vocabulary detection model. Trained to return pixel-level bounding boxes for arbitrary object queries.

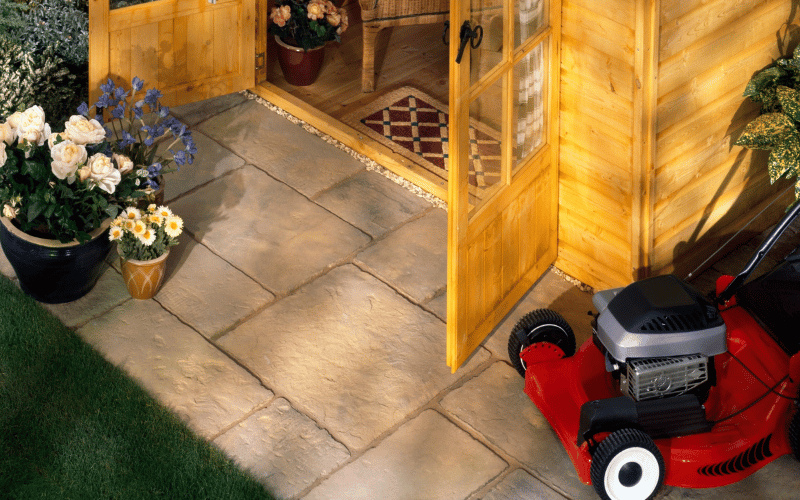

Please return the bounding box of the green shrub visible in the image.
[0,0,29,39]
[16,0,89,66]
[0,37,85,129]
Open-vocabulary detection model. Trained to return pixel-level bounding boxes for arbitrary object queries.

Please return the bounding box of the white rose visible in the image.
[65,115,106,145]
[23,105,46,128]
[3,203,18,219]
[47,131,69,149]
[19,122,51,146]
[113,153,134,174]
[87,153,121,193]
[6,111,24,129]
[0,122,15,145]
[78,165,91,182]
[50,140,87,182]
[0,142,6,166]
[16,106,49,145]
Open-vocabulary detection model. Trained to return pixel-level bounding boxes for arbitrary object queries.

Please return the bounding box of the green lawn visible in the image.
[0,275,275,500]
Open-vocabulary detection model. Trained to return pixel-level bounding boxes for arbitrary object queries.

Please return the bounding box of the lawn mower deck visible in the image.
[521,276,799,488]
[510,202,800,500]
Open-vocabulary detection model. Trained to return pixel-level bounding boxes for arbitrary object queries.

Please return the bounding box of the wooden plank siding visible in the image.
[652,0,797,279]
[558,0,798,289]
[557,0,636,290]
[89,0,255,108]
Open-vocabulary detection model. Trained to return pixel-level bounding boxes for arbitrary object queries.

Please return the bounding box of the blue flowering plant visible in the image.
[82,77,197,196]
[0,77,196,244]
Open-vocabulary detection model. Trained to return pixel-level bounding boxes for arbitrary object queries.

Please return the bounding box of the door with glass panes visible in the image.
[446,0,559,370]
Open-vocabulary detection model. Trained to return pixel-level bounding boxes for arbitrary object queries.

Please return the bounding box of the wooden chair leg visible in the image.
[362,25,381,92]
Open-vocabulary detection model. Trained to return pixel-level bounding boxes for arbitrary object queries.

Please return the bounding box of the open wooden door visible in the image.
[88,0,256,108]
[446,0,559,370]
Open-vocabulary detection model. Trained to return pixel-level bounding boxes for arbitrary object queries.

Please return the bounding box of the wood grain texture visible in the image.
[559,0,799,288]
[89,0,255,108]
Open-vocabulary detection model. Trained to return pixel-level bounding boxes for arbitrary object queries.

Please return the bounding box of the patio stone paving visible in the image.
[77,299,272,438]
[218,264,489,451]
[170,165,370,295]
[302,410,507,500]
[5,92,798,500]
[214,398,350,499]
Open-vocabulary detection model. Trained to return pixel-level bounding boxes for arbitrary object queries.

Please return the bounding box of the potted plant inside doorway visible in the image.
[269,0,349,86]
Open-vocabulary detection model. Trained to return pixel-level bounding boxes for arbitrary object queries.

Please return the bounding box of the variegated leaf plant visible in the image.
[735,45,800,204]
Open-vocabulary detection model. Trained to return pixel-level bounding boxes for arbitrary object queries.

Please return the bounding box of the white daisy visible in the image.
[137,228,156,246]
[164,215,183,238]
[124,207,142,220]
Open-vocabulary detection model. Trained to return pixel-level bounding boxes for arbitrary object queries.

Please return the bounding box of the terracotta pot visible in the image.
[275,35,325,86]
[0,217,112,303]
[119,250,169,300]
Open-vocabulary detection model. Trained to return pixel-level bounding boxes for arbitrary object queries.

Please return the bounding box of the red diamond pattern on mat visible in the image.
[360,94,501,188]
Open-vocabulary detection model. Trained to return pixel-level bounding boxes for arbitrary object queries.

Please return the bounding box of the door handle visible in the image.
[455,21,483,64]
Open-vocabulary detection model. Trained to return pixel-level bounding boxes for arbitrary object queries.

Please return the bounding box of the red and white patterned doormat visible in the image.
[342,87,501,188]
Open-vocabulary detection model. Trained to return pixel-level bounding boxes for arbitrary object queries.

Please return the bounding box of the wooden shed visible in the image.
[87,0,799,368]
[556,0,799,290]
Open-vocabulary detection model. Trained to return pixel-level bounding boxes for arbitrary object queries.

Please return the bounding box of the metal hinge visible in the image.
[255,52,265,71]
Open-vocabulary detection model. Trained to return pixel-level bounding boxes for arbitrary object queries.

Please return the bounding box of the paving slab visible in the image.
[440,362,597,500]
[302,409,507,500]
[77,299,273,438]
[161,129,246,203]
[481,469,565,500]
[313,169,433,239]
[155,235,275,339]
[196,99,364,197]
[218,264,489,451]
[0,248,14,279]
[169,92,250,127]
[170,165,370,295]
[354,209,447,303]
[43,264,130,328]
[215,398,350,499]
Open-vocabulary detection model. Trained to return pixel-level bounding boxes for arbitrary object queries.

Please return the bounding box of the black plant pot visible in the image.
[0,217,112,304]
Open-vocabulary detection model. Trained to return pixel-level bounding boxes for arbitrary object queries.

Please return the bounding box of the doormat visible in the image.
[342,87,501,188]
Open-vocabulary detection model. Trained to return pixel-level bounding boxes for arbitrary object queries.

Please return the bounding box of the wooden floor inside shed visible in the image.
[265,20,450,122]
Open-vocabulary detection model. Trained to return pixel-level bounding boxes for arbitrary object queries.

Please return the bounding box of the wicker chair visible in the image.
[358,0,449,92]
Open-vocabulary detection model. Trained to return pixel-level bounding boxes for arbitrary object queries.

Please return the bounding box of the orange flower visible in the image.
[270,5,291,27]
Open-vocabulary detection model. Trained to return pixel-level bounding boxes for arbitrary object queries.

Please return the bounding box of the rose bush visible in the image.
[0,105,147,242]
[0,77,196,243]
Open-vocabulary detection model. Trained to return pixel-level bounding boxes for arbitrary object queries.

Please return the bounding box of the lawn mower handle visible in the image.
[717,200,800,304]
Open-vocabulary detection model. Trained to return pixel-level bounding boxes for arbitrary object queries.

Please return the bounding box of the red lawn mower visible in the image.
[508,201,800,500]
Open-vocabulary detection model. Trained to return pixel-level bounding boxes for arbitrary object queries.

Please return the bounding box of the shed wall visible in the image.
[558,0,799,289]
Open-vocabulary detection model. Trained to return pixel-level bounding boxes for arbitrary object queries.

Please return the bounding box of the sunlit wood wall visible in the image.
[557,0,799,290]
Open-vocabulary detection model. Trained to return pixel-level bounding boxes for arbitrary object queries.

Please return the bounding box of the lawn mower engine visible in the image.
[580,274,726,445]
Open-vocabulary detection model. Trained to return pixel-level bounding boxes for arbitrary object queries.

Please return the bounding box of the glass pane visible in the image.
[111,0,157,8]
[515,0,548,48]
[470,0,504,83]
[512,40,546,170]
[468,77,504,201]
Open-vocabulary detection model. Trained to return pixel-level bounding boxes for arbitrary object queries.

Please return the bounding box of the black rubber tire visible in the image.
[590,428,665,500]
[507,309,576,377]
[789,404,800,461]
